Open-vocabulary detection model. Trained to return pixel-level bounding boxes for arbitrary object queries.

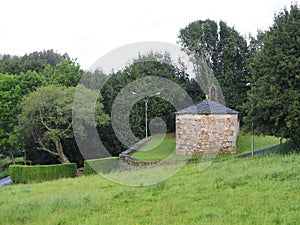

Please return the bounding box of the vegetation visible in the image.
[0,154,299,224]
[0,53,85,165]
[12,86,77,163]
[0,168,8,179]
[1,4,299,162]
[245,4,300,147]
[131,133,282,162]
[0,50,67,75]
[9,163,77,183]
[84,157,119,175]
[0,71,46,159]
[99,54,204,155]
[178,19,249,113]
[131,134,175,161]
[0,157,24,179]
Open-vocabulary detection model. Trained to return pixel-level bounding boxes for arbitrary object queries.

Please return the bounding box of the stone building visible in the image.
[175,99,239,154]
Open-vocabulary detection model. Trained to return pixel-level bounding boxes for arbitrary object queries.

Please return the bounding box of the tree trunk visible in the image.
[54,139,70,164]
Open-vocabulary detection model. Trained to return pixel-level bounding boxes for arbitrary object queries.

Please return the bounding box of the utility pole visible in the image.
[246,82,254,156]
[132,92,160,139]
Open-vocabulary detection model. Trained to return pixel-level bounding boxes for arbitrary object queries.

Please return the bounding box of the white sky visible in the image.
[0,0,297,69]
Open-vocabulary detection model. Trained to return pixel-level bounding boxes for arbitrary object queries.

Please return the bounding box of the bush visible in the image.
[84,157,119,175]
[9,163,77,183]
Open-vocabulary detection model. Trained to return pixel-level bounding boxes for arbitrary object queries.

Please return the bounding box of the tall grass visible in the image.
[0,154,299,225]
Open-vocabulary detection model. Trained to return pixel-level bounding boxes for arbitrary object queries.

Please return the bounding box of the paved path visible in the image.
[0,176,12,187]
[237,144,281,158]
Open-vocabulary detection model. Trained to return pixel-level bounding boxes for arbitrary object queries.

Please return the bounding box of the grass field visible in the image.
[0,153,299,225]
[131,134,282,161]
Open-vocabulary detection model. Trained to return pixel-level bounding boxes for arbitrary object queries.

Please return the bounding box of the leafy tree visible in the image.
[13,86,109,163]
[178,20,249,112]
[0,51,82,161]
[245,4,300,147]
[0,74,22,158]
[42,58,84,86]
[0,72,45,158]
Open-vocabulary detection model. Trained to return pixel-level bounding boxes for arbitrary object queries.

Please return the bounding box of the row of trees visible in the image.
[0,4,299,165]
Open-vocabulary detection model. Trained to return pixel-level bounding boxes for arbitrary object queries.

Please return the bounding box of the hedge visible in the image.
[84,157,119,175]
[9,163,77,183]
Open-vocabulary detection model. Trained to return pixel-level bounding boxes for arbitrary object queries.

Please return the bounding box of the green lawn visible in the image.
[236,135,282,154]
[131,133,282,162]
[0,154,299,224]
[131,134,175,161]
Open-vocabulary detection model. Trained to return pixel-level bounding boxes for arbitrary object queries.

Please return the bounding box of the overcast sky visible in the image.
[0,0,297,69]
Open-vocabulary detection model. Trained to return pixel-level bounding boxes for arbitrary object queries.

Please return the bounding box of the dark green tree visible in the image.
[245,5,300,147]
[178,20,249,111]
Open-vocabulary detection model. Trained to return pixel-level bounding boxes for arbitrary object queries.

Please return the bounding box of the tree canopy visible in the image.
[12,86,109,163]
[178,20,249,112]
[245,4,300,146]
[0,53,84,162]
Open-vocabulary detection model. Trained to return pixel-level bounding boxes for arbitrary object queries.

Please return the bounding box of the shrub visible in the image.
[84,157,119,175]
[9,163,77,183]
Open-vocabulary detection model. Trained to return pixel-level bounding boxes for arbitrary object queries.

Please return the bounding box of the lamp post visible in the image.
[246,82,254,156]
[132,92,160,139]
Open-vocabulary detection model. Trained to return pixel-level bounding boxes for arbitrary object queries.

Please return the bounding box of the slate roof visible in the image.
[176,100,238,115]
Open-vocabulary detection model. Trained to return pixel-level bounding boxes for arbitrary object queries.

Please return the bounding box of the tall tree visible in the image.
[245,4,300,146]
[178,20,249,111]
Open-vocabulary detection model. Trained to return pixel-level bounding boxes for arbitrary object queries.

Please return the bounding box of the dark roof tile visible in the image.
[176,100,238,115]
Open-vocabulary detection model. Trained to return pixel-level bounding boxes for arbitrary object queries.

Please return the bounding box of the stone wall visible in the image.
[176,114,239,154]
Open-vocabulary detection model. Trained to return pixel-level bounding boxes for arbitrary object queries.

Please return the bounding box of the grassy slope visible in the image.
[132,134,175,161]
[0,154,299,225]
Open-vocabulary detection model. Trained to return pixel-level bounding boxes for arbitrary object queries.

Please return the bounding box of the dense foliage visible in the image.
[178,19,249,113]
[99,54,204,155]
[245,5,300,148]
[0,51,86,164]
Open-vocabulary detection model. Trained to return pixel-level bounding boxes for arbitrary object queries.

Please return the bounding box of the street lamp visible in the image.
[132,91,160,139]
[246,82,254,156]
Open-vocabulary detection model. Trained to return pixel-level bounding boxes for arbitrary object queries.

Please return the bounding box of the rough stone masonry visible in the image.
[175,100,239,155]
